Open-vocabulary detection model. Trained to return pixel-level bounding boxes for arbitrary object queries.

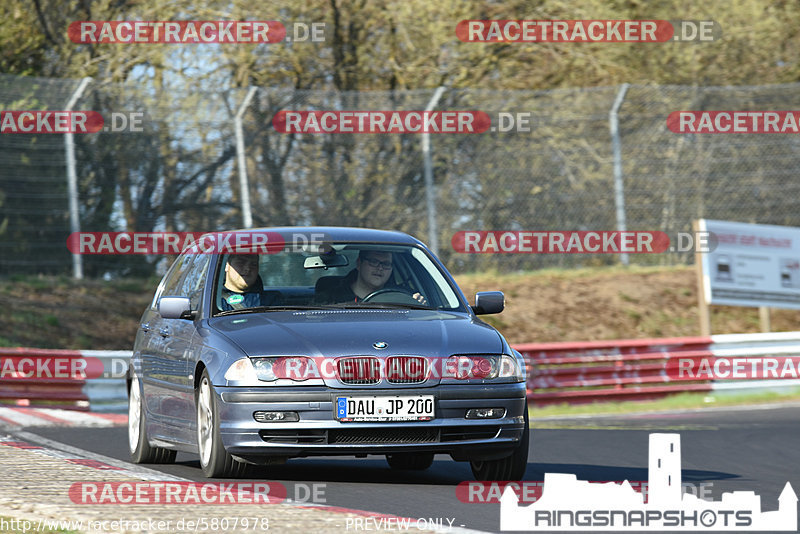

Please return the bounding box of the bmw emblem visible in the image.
[373,341,388,350]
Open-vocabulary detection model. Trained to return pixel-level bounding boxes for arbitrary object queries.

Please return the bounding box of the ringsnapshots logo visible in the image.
[500,433,797,531]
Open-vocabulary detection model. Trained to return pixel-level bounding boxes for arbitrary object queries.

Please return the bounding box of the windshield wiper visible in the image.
[340,302,432,311]
[215,305,339,316]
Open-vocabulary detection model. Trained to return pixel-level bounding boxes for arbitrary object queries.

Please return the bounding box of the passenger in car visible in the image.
[220,254,277,310]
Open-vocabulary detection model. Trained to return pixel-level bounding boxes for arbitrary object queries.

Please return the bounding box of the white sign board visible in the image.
[700,219,800,309]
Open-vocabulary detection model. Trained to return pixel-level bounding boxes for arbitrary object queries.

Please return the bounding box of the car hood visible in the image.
[208,308,503,359]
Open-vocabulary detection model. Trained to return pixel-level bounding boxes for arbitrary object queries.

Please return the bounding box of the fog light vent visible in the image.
[465,408,505,419]
[254,411,299,423]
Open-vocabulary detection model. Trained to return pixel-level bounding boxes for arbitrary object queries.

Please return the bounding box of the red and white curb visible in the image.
[1,430,488,533]
[0,432,184,480]
[0,407,127,429]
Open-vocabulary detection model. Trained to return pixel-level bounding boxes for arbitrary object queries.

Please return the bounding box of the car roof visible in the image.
[202,227,424,246]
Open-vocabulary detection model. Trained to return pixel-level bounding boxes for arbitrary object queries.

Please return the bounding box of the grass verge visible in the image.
[529,388,800,418]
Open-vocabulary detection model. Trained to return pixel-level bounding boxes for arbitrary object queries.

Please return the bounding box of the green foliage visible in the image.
[3,0,800,276]
[0,189,6,236]
[6,0,800,94]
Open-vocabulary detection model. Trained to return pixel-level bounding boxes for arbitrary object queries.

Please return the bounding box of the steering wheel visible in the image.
[361,288,422,305]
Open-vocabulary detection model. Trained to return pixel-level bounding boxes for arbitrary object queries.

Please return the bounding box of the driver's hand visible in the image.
[412,292,428,305]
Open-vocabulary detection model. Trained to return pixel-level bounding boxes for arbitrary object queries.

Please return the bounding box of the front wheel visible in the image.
[470,408,529,481]
[196,370,247,478]
[128,372,176,464]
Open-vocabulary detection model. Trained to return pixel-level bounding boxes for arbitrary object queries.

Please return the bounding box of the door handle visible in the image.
[159,327,170,338]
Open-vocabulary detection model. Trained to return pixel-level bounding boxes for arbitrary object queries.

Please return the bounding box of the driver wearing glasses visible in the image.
[317,250,427,304]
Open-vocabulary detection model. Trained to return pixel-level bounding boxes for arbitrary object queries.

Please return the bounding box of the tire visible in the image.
[386,452,435,471]
[470,408,529,481]
[128,372,176,464]
[196,370,247,478]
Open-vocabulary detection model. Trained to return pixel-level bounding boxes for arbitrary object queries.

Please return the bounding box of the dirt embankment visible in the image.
[454,266,800,344]
[1,267,799,349]
[0,276,155,349]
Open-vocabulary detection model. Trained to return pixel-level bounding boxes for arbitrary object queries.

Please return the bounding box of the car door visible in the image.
[166,253,212,443]
[145,253,197,440]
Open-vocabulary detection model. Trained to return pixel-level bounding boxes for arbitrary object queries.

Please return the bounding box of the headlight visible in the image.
[498,354,525,381]
[223,357,321,384]
[443,355,524,382]
[251,357,318,382]
[252,358,277,381]
[223,358,258,381]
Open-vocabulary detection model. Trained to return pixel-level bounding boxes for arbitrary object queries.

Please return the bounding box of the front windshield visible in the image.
[213,243,464,314]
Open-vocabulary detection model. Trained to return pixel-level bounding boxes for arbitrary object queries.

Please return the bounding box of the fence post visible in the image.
[609,83,630,266]
[422,86,446,255]
[64,77,92,279]
[235,87,257,229]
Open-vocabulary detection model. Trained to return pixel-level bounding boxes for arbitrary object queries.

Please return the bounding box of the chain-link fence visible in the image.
[3,72,800,277]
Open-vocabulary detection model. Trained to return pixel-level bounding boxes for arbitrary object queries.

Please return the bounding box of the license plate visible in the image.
[335,396,434,422]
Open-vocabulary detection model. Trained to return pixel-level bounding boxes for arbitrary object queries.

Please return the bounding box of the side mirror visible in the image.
[472,291,504,315]
[159,296,194,320]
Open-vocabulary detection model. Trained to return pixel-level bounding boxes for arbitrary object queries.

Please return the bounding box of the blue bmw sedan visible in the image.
[128,227,529,479]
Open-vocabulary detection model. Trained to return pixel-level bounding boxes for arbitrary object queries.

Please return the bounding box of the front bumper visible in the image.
[215,383,527,462]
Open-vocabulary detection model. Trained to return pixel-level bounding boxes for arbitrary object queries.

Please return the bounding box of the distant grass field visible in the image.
[529,389,800,418]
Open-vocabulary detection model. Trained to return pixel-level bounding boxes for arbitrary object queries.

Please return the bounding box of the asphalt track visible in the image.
[21,404,800,533]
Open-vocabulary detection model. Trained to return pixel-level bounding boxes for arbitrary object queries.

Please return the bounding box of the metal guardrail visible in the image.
[0,348,90,410]
[0,348,129,411]
[3,333,800,411]
[518,333,800,405]
[517,337,714,405]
